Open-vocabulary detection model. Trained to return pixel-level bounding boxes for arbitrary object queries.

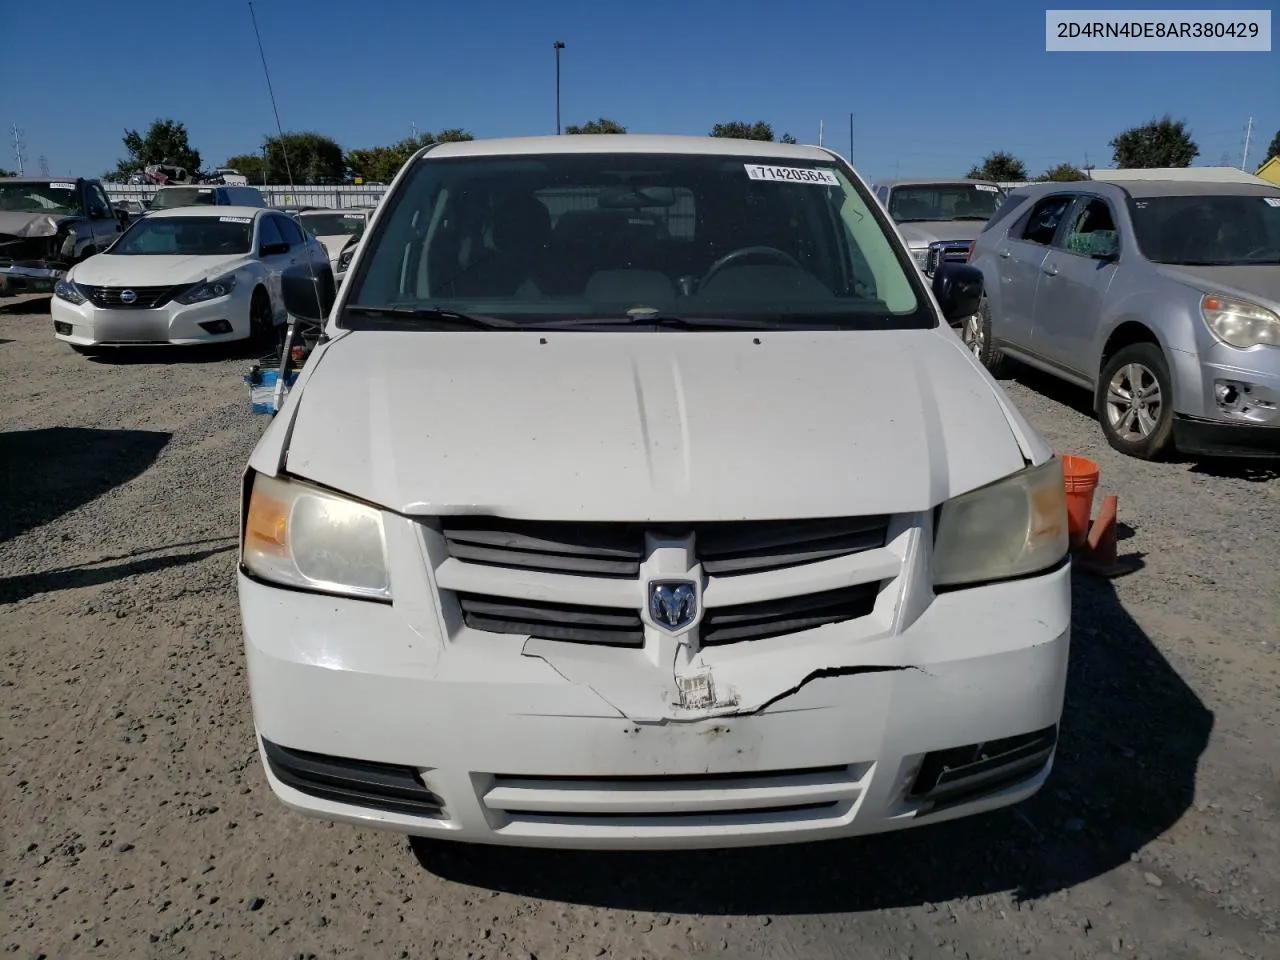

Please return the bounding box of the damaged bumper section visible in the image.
[241,507,1071,850]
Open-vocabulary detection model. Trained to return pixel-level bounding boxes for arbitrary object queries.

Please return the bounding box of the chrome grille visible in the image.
[439,516,889,579]
[79,284,183,309]
[925,241,972,275]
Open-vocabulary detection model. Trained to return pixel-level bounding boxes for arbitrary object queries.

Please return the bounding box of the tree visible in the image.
[779,133,797,144]
[1261,129,1280,168]
[112,118,202,179]
[223,153,268,184]
[1038,162,1087,182]
[260,132,346,185]
[965,151,1028,182]
[710,121,775,141]
[1109,115,1199,168]
[564,117,626,134]
[0,168,15,177]
[345,129,475,183]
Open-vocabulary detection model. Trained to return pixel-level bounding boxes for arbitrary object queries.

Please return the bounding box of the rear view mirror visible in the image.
[931,262,984,323]
[282,264,336,322]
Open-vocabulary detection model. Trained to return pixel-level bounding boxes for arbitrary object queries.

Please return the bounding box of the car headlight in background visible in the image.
[54,279,86,305]
[1201,294,1280,349]
[337,245,356,272]
[909,247,929,270]
[175,272,238,305]
[242,472,391,601]
[933,457,1068,589]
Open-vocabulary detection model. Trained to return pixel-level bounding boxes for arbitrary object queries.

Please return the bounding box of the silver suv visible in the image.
[873,178,1006,276]
[967,179,1280,460]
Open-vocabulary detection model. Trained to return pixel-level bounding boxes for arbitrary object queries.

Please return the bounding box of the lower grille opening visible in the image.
[701,583,880,645]
[457,593,644,647]
[199,319,233,335]
[262,738,444,817]
[53,321,72,336]
[909,725,1057,810]
[502,802,841,828]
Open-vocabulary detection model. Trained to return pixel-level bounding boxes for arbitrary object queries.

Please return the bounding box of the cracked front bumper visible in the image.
[240,558,1071,850]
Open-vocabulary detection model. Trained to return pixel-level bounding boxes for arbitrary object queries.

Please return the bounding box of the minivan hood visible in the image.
[897,221,986,247]
[281,328,1028,521]
[314,234,354,258]
[70,253,249,287]
[1154,263,1280,310]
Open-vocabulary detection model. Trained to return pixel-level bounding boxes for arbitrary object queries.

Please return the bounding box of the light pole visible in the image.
[553,41,565,134]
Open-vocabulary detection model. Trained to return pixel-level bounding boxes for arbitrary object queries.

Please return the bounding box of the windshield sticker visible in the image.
[50,182,76,190]
[219,216,252,223]
[343,213,364,219]
[975,184,999,192]
[1264,198,1280,208]
[198,188,213,193]
[745,164,839,186]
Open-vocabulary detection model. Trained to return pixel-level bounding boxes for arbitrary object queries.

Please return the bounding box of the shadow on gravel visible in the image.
[0,295,51,315]
[1188,459,1280,483]
[413,572,1212,915]
[0,541,236,604]
[0,427,171,543]
[1009,363,1097,420]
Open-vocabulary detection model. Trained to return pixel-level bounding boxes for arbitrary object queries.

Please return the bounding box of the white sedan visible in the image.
[51,206,331,347]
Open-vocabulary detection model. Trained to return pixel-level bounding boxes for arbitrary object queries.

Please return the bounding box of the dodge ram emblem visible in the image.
[648,580,698,633]
[119,289,137,304]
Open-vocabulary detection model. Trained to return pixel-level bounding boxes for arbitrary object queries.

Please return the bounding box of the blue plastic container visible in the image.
[245,365,300,415]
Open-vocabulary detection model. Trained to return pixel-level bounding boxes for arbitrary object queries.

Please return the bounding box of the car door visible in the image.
[991,193,1075,350]
[84,182,123,253]
[278,213,328,273]
[1030,195,1122,378]
[255,214,291,310]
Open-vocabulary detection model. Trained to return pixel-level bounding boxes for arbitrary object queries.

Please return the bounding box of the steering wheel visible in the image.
[698,245,802,289]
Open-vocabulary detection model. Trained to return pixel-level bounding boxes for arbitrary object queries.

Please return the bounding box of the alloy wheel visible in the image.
[1104,362,1163,441]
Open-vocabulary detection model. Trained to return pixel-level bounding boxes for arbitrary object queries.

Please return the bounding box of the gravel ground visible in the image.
[2,297,1277,960]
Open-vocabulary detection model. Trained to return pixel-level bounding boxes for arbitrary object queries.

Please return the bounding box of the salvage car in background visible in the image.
[238,134,1072,851]
[147,184,268,213]
[0,177,126,290]
[967,179,1280,459]
[51,206,329,348]
[296,207,374,277]
[873,178,1006,275]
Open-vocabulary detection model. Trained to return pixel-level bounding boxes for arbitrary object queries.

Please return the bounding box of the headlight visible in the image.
[175,272,238,305]
[242,472,391,601]
[54,279,86,305]
[1201,294,1280,349]
[909,247,929,270]
[337,246,356,271]
[933,458,1068,589]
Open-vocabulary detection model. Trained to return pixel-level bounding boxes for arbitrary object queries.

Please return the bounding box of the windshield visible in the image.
[300,212,367,237]
[110,216,254,256]
[150,187,218,210]
[888,184,1003,223]
[0,181,82,215]
[345,152,927,330]
[1128,194,1280,265]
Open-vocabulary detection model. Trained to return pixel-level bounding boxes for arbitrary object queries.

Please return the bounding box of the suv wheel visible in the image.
[1096,342,1174,460]
[967,296,1008,377]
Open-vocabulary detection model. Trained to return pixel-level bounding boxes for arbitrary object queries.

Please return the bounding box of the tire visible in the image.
[963,295,1009,377]
[1096,342,1175,460]
[249,288,275,345]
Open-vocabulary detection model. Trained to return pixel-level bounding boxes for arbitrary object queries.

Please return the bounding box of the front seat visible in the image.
[450,195,553,297]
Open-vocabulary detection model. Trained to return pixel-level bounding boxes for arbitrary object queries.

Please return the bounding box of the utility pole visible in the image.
[1084,151,1095,179]
[1241,116,1253,171]
[10,123,25,175]
[818,119,824,147]
[849,113,854,165]
[38,155,49,177]
[553,41,565,134]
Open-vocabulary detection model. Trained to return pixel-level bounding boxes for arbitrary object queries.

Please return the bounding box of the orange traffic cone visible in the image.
[1074,494,1140,577]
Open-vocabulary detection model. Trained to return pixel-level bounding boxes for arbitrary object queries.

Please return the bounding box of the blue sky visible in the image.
[2,1,1276,183]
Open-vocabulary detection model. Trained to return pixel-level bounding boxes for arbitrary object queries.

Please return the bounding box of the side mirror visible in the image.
[931,262,984,323]
[281,264,336,322]
[259,241,291,257]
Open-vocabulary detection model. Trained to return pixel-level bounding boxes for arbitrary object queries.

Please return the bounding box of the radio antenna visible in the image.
[247,1,297,192]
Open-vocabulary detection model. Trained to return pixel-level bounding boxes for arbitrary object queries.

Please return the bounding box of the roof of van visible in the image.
[146,205,267,219]
[421,134,838,162]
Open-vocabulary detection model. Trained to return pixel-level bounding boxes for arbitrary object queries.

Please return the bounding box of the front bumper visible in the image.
[50,290,251,346]
[0,263,66,281]
[241,553,1071,850]
[1170,343,1280,451]
[1173,415,1280,458]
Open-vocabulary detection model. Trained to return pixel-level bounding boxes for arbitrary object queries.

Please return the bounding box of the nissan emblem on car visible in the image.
[649,580,698,632]
[120,289,137,304]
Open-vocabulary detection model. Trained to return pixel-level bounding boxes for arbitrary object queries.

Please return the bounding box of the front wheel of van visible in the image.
[1096,342,1175,460]
[968,296,1008,378]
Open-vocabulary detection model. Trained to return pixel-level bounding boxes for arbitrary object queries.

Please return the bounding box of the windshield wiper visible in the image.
[539,314,786,331]
[345,304,524,329]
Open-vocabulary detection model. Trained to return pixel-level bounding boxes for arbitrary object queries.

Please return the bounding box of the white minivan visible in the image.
[238,135,1071,851]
